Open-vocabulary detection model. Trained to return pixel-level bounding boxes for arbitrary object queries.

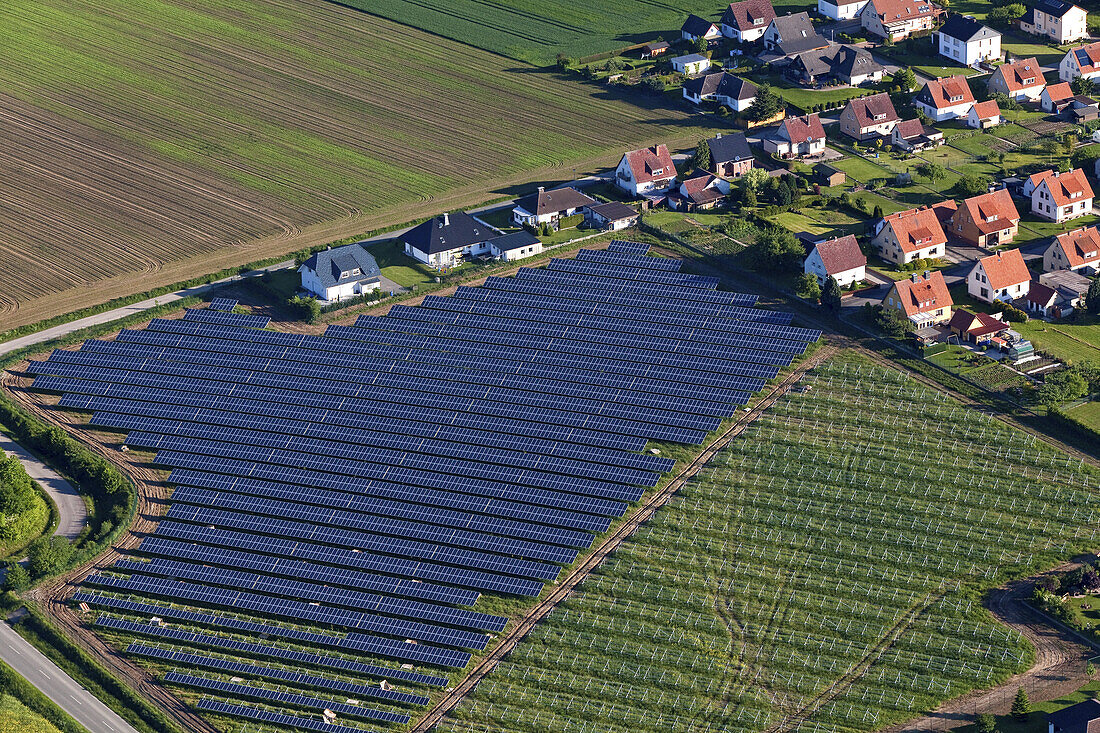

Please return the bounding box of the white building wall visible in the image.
[916,100,973,122]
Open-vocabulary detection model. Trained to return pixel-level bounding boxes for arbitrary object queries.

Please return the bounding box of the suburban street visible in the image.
[0,618,140,733]
[0,433,87,541]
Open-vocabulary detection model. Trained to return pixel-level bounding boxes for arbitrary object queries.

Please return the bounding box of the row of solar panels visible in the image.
[198,698,369,733]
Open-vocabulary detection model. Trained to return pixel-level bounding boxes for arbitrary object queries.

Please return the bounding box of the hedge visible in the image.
[0,657,89,733]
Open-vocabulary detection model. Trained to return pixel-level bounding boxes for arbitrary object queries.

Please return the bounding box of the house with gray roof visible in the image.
[487,230,543,262]
[762,12,829,57]
[786,44,884,86]
[512,186,595,228]
[299,243,382,302]
[402,211,495,268]
[682,72,757,110]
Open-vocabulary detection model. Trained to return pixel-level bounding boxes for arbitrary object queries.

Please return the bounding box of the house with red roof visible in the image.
[762,113,827,158]
[1044,225,1100,274]
[948,309,1010,344]
[949,189,1020,247]
[1041,82,1074,112]
[672,170,731,211]
[915,75,976,121]
[614,144,678,198]
[819,0,869,19]
[839,93,899,140]
[1028,168,1094,222]
[804,235,867,286]
[890,118,944,151]
[860,0,941,40]
[882,271,953,326]
[968,100,1002,129]
[721,0,777,41]
[987,57,1046,101]
[1060,41,1100,83]
[967,248,1031,303]
[871,205,949,264]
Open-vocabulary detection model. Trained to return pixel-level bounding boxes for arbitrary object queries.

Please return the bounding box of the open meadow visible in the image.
[439,352,1100,733]
[0,0,719,330]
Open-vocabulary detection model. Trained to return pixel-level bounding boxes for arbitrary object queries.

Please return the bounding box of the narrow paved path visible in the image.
[0,618,140,733]
[0,433,86,540]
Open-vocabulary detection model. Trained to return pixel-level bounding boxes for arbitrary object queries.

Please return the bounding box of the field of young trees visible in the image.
[438,353,1100,733]
[0,0,717,330]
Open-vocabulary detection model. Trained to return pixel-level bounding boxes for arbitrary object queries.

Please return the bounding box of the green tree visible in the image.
[954,174,992,196]
[975,713,997,733]
[746,83,782,121]
[744,187,758,207]
[0,454,35,516]
[692,36,708,54]
[1037,369,1089,407]
[746,227,804,272]
[894,67,917,92]
[821,276,842,311]
[796,273,822,301]
[3,564,30,592]
[916,161,947,182]
[27,536,73,578]
[1087,275,1100,314]
[988,3,1025,25]
[1011,687,1030,722]
[875,304,910,337]
[872,204,884,219]
[741,167,769,192]
[1072,76,1096,96]
[694,138,712,171]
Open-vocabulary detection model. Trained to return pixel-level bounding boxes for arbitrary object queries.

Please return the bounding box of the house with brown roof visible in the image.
[1059,41,1100,83]
[1022,0,1087,45]
[512,186,596,228]
[968,100,1002,129]
[890,118,944,151]
[948,309,1010,343]
[786,44,885,86]
[641,41,670,59]
[967,248,1031,303]
[949,189,1020,247]
[682,73,757,111]
[871,205,949,264]
[1041,81,1074,111]
[762,113,827,158]
[987,57,1046,101]
[1028,168,1094,222]
[839,93,900,140]
[804,235,867,286]
[860,0,941,40]
[1044,225,1100,274]
[584,201,640,231]
[915,75,976,121]
[721,0,777,42]
[615,144,678,197]
[1024,279,1079,318]
[883,270,953,326]
[673,170,731,211]
[814,162,846,186]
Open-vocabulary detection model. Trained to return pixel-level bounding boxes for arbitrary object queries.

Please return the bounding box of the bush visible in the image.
[3,564,30,592]
[795,273,822,301]
[27,536,72,578]
[287,295,321,324]
[998,302,1027,322]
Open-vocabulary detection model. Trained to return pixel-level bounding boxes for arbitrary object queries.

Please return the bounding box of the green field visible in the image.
[770,208,867,238]
[1066,401,1100,431]
[1013,318,1100,366]
[439,352,1100,733]
[0,695,62,733]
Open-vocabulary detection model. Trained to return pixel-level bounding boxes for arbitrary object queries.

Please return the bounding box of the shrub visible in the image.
[999,302,1027,322]
[795,273,822,301]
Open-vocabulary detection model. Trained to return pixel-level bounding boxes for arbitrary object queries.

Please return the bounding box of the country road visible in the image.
[0,619,140,733]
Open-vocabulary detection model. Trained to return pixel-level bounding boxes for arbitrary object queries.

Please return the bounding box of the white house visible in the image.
[804,235,867,287]
[1020,0,1087,44]
[682,72,757,110]
[671,53,712,76]
[584,202,640,231]
[511,186,595,228]
[615,144,678,197]
[967,249,1031,303]
[937,15,1001,66]
[763,113,827,158]
[673,171,732,211]
[1029,168,1095,223]
[860,0,940,40]
[681,14,722,42]
[987,57,1046,101]
[967,100,1002,128]
[487,230,543,262]
[915,75,975,121]
[762,12,828,57]
[402,211,494,268]
[721,0,777,41]
[298,243,381,302]
[1044,225,1100,274]
[1059,41,1100,83]
[819,0,870,20]
[1041,82,1073,111]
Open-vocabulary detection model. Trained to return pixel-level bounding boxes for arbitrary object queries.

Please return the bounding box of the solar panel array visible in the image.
[31,244,818,731]
[208,298,239,312]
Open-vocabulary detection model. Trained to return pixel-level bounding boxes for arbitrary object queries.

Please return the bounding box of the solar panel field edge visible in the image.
[195,698,371,733]
[606,239,650,255]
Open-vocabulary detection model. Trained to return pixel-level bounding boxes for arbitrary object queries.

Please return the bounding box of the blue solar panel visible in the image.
[208,298,238,312]
[183,308,269,329]
[575,248,683,271]
[606,240,650,255]
[196,699,371,733]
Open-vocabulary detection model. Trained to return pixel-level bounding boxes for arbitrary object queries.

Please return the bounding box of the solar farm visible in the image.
[23,242,820,732]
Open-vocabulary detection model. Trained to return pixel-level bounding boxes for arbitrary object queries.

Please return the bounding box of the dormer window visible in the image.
[984,214,997,222]
[949,95,963,102]
[754,16,763,23]
[651,167,664,176]
[1071,191,1081,199]
[873,112,886,120]
[1023,77,1035,85]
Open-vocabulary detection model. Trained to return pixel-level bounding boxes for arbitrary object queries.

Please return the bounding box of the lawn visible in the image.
[830,155,895,183]
[913,65,983,78]
[363,238,437,289]
[1016,214,1100,247]
[1066,401,1100,431]
[0,694,61,733]
[1000,36,1066,67]
[1013,317,1100,365]
[2,0,726,331]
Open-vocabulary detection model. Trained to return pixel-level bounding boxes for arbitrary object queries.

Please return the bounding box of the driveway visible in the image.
[0,433,86,540]
[0,618,140,733]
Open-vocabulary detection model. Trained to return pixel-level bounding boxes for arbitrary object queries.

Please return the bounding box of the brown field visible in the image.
[0,0,716,330]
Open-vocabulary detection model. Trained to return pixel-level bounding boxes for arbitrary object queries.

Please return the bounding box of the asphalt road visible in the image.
[0,433,86,540]
[0,619,140,733]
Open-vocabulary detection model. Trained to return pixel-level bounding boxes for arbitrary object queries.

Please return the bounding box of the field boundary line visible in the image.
[410,344,838,731]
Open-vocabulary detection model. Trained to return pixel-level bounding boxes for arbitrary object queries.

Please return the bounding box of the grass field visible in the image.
[0,0,723,331]
[0,694,62,733]
[1066,401,1100,431]
[438,352,1100,733]
[770,209,867,238]
[1013,318,1100,366]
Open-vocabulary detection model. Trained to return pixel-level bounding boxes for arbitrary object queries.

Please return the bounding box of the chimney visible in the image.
[923,270,930,279]
[911,273,919,283]
[537,186,545,193]
[443,212,449,226]
[716,132,722,139]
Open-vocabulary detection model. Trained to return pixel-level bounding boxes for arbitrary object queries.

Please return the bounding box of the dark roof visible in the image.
[814,162,844,180]
[513,186,596,217]
[685,72,757,100]
[722,0,777,31]
[938,14,1000,42]
[1031,0,1082,18]
[682,13,719,37]
[587,201,639,221]
[768,12,829,55]
[1049,699,1100,733]
[488,230,540,252]
[792,44,883,80]
[301,243,381,289]
[707,132,754,163]
[402,211,492,255]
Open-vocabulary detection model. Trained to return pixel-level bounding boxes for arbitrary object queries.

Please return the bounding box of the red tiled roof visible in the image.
[883,206,948,254]
[812,235,866,275]
[948,309,1009,336]
[1036,168,1094,207]
[680,173,725,204]
[1055,225,1100,267]
[994,58,1044,93]
[894,118,925,139]
[781,113,825,143]
[722,0,777,31]
[1071,42,1100,76]
[976,248,1029,290]
[1024,281,1058,307]
[869,0,939,24]
[971,99,1001,119]
[845,93,899,128]
[959,189,1019,235]
[920,75,975,110]
[624,145,677,185]
[890,271,953,317]
[1045,82,1073,103]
